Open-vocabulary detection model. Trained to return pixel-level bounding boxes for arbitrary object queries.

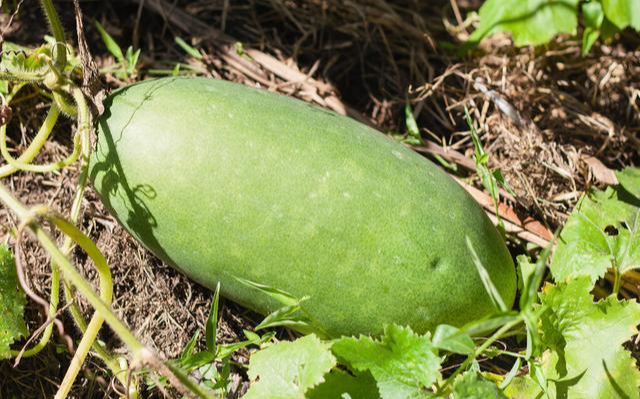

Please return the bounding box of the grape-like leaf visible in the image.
[551,168,640,285]
[467,0,580,47]
[95,21,124,63]
[617,166,640,199]
[432,324,475,355]
[243,334,336,399]
[503,375,543,399]
[516,255,536,295]
[307,370,380,399]
[332,324,441,399]
[581,1,605,54]
[0,245,27,360]
[601,0,640,30]
[537,278,640,399]
[452,372,507,399]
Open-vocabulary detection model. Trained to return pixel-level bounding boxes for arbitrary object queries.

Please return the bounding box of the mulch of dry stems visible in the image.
[0,0,639,398]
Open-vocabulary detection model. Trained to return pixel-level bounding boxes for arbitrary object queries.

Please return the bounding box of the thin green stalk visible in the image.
[0,183,144,353]
[0,122,82,173]
[438,319,522,394]
[613,268,621,296]
[49,216,112,399]
[0,69,49,83]
[40,0,66,68]
[8,256,60,358]
[61,86,138,397]
[0,140,217,399]
[2,96,60,357]
[0,85,83,175]
[25,215,206,399]
[0,104,59,177]
[53,91,77,116]
[59,86,94,339]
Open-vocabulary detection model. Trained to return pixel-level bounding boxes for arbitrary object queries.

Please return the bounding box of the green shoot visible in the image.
[95,21,140,80]
[465,0,640,55]
[175,36,204,60]
[465,107,515,235]
[205,282,221,354]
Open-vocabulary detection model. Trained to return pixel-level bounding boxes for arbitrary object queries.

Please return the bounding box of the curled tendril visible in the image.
[0,104,59,178]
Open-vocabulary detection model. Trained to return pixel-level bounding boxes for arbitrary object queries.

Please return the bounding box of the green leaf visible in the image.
[171,63,181,76]
[516,255,536,294]
[551,170,640,284]
[537,278,640,398]
[601,0,640,30]
[600,16,622,39]
[503,375,543,399]
[581,27,599,55]
[126,48,141,75]
[0,43,48,78]
[467,237,508,312]
[244,334,336,399]
[179,330,200,362]
[0,245,27,360]
[453,372,507,399]
[234,276,301,307]
[432,325,475,355]
[216,330,274,360]
[205,282,221,353]
[176,350,216,373]
[95,21,124,63]
[255,302,313,332]
[465,108,506,233]
[460,312,520,337]
[581,1,605,55]
[518,244,552,311]
[404,103,422,143]
[175,37,204,60]
[332,324,441,399]
[617,166,640,199]
[499,357,522,390]
[467,0,580,47]
[307,370,380,399]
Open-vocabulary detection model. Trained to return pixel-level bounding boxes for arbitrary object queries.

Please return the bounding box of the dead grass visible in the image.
[413,35,639,224]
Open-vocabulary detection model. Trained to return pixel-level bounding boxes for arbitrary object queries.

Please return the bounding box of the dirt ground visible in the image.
[0,1,638,398]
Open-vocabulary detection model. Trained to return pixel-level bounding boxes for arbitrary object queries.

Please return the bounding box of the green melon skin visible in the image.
[90,77,516,338]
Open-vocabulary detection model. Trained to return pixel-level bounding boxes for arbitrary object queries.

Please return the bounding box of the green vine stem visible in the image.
[59,86,137,396]
[0,183,210,399]
[4,2,211,397]
[0,182,142,347]
[40,0,67,69]
[613,267,621,296]
[0,121,81,173]
[0,81,81,176]
[0,83,61,178]
[60,86,139,397]
[2,82,133,393]
[47,215,113,399]
[8,232,60,358]
[0,69,49,83]
[52,91,78,116]
[436,318,522,395]
[0,104,59,176]
[1,88,62,358]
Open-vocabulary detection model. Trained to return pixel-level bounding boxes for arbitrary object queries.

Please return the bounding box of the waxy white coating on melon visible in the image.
[90,77,516,337]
